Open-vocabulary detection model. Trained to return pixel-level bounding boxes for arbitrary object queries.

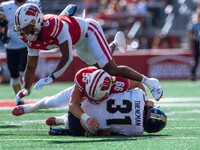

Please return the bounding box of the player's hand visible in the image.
[34,76,53,90]
[15,89,29,102]
[86,117,99,131]
[145,100,154,107]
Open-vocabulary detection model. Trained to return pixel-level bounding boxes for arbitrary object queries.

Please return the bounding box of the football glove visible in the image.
[15,89,29,102]
[34,76,53,90]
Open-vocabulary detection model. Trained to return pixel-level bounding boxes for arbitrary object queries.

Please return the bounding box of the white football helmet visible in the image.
[86,70,112,103]
[14,3,43,41]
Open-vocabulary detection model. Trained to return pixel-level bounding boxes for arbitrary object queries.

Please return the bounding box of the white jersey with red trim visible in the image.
[81,89,147,136]
[0,0,40,49]
[74,66,130,100]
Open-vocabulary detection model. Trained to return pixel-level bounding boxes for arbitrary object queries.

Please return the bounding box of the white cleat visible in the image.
[46,114,68,126]
[145,78,163,101]
[114,31,127,49]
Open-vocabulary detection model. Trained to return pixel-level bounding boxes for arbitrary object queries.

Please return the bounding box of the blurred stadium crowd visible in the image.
[0,0,199,51]
[0,0,200,83]
[40,0,199,50]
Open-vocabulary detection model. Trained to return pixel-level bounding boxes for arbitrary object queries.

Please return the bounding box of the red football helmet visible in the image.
[14,3,43,41]
[86,70,112,103]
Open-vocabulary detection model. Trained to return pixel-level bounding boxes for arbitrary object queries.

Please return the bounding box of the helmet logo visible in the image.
[100,77,111,91]
[25,5,39,17]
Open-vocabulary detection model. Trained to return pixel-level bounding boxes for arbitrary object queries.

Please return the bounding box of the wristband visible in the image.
[81,113,90,122]
[49,73,55,80]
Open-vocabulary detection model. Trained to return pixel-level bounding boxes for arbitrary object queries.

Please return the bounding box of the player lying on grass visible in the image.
[46,89,167,136]
[12,66,147,116]
[68,68,147,131]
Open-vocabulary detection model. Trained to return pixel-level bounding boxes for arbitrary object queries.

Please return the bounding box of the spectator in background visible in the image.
[188,10,200,81]
[0,59,9,83]
[151,33,170,49]
[0,0,41,105]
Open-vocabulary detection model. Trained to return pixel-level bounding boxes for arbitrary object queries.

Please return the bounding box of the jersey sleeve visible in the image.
[111,77,130,93]
[48,17,64,39]
[57,21,70,44]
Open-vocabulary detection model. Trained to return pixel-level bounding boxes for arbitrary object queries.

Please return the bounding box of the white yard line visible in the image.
[158,97,200,102]
[167,109,200,115]
[157,103,200,107]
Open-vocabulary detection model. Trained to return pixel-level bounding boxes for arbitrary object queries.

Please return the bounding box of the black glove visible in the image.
[0,32,10,43]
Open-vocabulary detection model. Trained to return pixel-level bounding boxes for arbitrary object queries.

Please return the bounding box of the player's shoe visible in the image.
[12,105,24,116]
[114,31,126,49]
[46,114,67,126]
[16,98,24,106]
[145,78,163,101]
[16,101,24,106]
[49,127,71,136]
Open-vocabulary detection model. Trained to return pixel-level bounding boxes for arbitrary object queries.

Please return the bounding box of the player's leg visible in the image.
[6,49,23,105]
[84,19,163,101]
[12,86,74,116]
[18,47,27,84]
[103,61,162,101]
[109,31,127,54]
[74,30,126,67]
[46,114,68,126]
[191,41,199,81]
[49,127,71,136]
[48,113,71,136]
[109,31,127,53]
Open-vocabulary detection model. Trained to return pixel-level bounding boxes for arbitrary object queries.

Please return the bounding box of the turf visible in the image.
[0,80,200,150]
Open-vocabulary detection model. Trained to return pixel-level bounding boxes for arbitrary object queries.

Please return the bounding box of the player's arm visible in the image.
[15,48,39,101]
[145,100,154,107]
[24,55,39,91]
[69,85,84,119]
[34,21,73,90]
[51,40,73,78]
[69,86,99,131]
[128,80,147,95]
[51,21,73,79]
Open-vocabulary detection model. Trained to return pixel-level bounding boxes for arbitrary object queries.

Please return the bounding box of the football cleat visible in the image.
[114,31,127,49]
[46,114,67,126]
[145,78,163,101]
[49,127,72,136]
[16,100,24,106]
[12,105,24,116]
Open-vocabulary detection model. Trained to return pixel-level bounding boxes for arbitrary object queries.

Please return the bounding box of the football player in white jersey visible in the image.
[0,0,40,105]
[14,3,163,106]
[47,89,167,136]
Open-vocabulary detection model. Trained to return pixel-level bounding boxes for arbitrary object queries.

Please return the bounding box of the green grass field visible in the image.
[0,80,200,150]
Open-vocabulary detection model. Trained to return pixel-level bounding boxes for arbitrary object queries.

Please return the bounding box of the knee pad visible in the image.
[10,77,20,85]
